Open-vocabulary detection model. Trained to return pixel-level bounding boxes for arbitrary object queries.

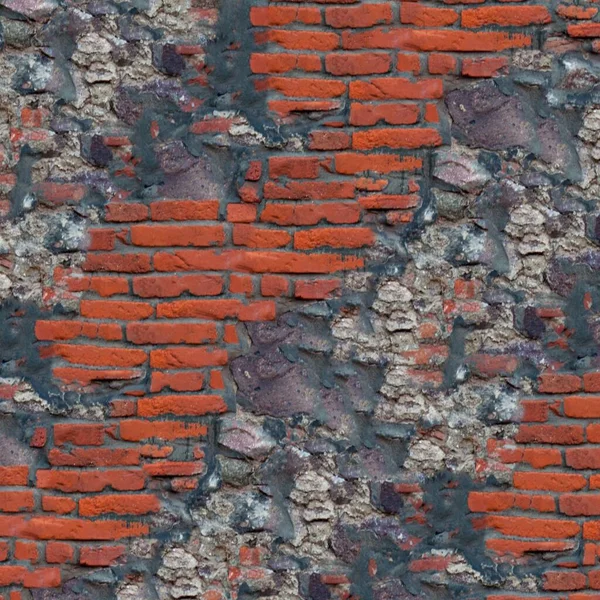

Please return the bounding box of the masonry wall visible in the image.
[0,0,600,599]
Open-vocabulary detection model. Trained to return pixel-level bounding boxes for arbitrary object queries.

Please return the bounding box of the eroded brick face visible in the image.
[1,0,600,599]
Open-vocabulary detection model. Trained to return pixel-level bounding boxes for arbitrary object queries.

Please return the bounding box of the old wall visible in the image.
[0,0,599,598]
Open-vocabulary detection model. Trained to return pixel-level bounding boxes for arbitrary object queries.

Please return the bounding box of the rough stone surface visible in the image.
[0,2,599,600]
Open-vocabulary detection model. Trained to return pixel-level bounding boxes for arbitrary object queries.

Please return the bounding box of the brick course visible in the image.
[0,0,600,598]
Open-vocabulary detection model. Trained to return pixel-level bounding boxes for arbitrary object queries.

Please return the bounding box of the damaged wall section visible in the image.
[0,0,600,599]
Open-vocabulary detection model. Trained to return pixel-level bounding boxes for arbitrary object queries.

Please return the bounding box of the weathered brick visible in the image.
[79,545,125,567]
[462,6,552,27]
[119,420,207,441]
[126,322,218,345]
[79,495,160,517]
[325,4,392,28]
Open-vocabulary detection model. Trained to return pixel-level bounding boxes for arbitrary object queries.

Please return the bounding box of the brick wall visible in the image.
[1,0,600,598]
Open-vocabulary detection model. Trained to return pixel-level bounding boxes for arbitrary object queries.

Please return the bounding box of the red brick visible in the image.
[266,180,354,202]
[46,542,74,564]
[36,470,146,493]
[0,492,34,513]
[589,571,600,589]
[126,322,218,345]
[566,448,600,469]
[230,274,253,295]
[37,182,86,205]
[352,128,442,150]
[521,448,562,469]
[350,103,419,126]
[90,276,129,297]
[150,200,219,221]
[0,516,149,541]
[240,546,261,566]
[256,30,339,52]
[14,541,38,562]
[462,6,552,27]
[468,492,515,512]
[474,515,579,539]
[251,54,321,74]
[259,77,345,98]
[154,249,365,275]
[425,104,438,123]
[326,52,391,76]
[79,300,153,320]
[584,373,600,392]
[261,275,289,297]
[539,373,581,393]
[250,6,320,26]
[43,344,147,368]
[143,461,204,477]
[227,204,257,223]
[210,370,225,390]
[515,424,583,445]
[156,298,276,321]
[137,394,227,417]
[295,279,340,300]
[269,156,320,179]
[88,229,116,251]
[428,53,456,75]
[35,321,122,341]
[229,275,254,297]
[309,131,350,150]
[233,224,291,248]
[151,372,205,393]
[268,99,341,117]
[0,565,60,588]
[486,540,574,558]
[558,5,598,20]
[462,57,509,77]
[54,423,105,446]
[53,368,141,386]
[130,224,225,247]
[80,545,125,566]
[358,194,418,210]
[325,4,392,28]
[0,466,28,486]
[409,556,451,572]
[109,399,137,417]
[513,472,586,492]
[21,107,44,128]
[294,227,374,250]
[565,395,600,418]
[119,420,207,441]
[588,424,600,443]
[48,447,140,467]
[79,494,160,517]
[82,253,152,273]
[237,183,260,204]
[585,521,600,540]
[245,161,263,181]
[149,347,228,369]
[401,4,458,26]
[105,202,148,222]
[260,203,358,227]
[132,274,223,298]
[30,427,47,448]
[560,495,600,516]
[335,153,421,174]
[397,53,421,74]
[350,77,443,100]
[543,572,586,591]
[342,29,531,52]
[520,400,549,422]
[42,496,76,515]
